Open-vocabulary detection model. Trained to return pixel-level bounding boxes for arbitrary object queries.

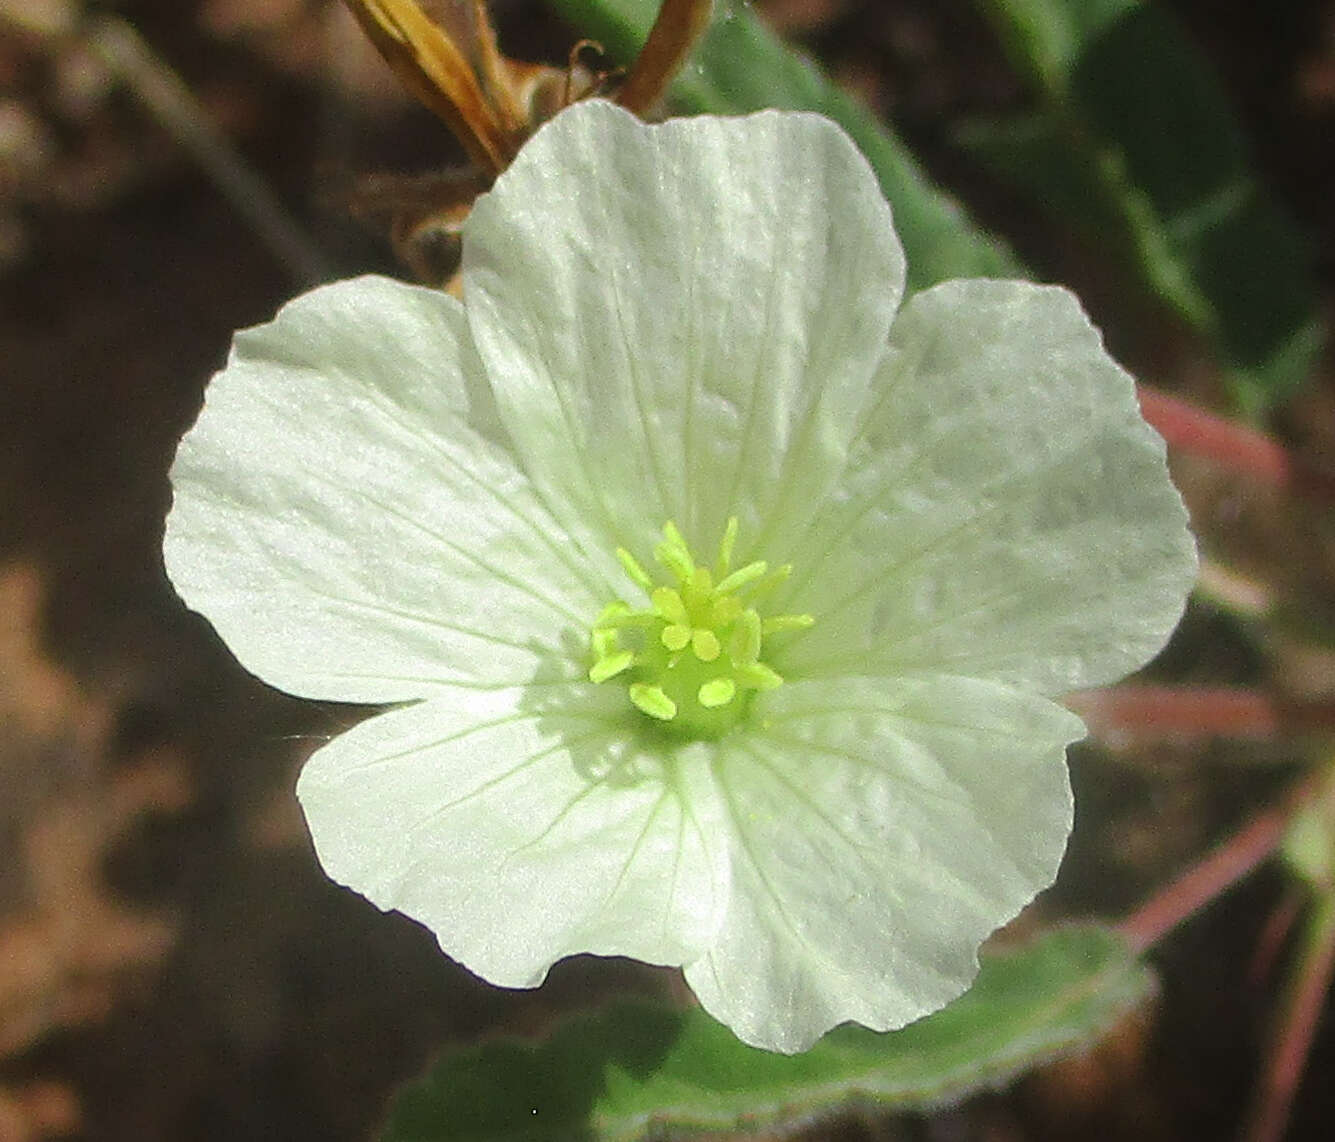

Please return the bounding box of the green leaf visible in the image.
[378,926,1153,1141]
[976,0,1136,93]
[545,0,1020,289]
[967,0,1323,411]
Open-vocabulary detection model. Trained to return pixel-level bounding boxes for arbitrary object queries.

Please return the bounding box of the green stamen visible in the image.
[661,624,691,652]
[712,596,742,626]
[591,628,620,659]
[715,516,739,578]
[589,650,634,683]
[652,586,688,623]
[715,560,769,594]
[736,662,784,691]
[691,628,721,662]
[616,548,654,590]
[729,609,762,665]
[596,608,656,630]
[655,523,695,581]
[587,519,813,739]
[630,682,677,721]
[698,677,736,708]
[745,564,792,601]
[763,613,815,634]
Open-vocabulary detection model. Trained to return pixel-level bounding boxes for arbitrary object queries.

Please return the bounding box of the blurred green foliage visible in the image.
[967,0,1323,412]
[550,0,1323,412]
[548,0,1020,289]
[379,927,1152,1141]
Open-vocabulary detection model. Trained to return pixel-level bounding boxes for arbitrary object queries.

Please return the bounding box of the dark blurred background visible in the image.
[2,2,1333,1139]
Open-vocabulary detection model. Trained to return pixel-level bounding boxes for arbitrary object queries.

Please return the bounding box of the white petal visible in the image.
[777,280,1197,695]
[686,674,1078,1052]
[164,276,609,704]
[296,687,731,983]
[462,100,906,566]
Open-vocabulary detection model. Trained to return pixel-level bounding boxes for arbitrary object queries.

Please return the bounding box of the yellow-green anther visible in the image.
[716,559,768,594]
[744,564,791,601]
[652,586,688,624]
[688,566,713,601]
[661,623,691,652]
[589,650,634,683]
[597,608,657,630]
[712,596,743,626]
[698,677,736,708]
[629,682,677,721]
[656,522,695,581]
[736,662,784,691]
[716,515,739,577]
[763,613,815,634]
[729,608,762,665]
[594,600,630,627]
[661,520,688,551]
[616,547,653,589]
[588,521,812,738]
[692,628,721,662]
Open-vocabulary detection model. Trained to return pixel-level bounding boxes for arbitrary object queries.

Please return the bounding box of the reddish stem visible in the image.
[1067,685,1335,745]
[1240,894,1335,1142]
[1249,888,1306,989]
[1117,773,1321,954]
[1136,386,1335,500]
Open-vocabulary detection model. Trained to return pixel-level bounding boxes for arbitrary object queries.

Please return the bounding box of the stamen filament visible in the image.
[595,608,657,630]
[595,600,629,625]
[652,586,688,624]
[687,566,713,602]
[716,560,769,594]
[763,613,815,634]
[736,662,783,690]
[655,521,695,580]
[616,547,654,589]
[729,609,762,665]
[589,650,634,683]
[743,563,792,601]
[712,596,743,626]
[716,515,739,577]
[589,522,812,738]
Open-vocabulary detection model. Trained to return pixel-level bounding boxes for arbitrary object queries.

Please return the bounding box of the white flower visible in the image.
[163,100,1196,1052]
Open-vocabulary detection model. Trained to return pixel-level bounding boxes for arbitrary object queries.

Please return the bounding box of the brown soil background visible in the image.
[2,1,1334,1139]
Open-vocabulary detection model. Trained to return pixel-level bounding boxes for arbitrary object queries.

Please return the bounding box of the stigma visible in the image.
[588,519,813,739]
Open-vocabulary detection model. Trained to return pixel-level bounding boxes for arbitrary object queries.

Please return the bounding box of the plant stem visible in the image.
[1136,386,1335,500]
[85,14,331,285]
[1068,686,1281,742]
[616,0,714,114]
[1195,559,1275,620]
[1239,893,1335,1142]
[1067,686,1335,744]
[1118,774,1319,953]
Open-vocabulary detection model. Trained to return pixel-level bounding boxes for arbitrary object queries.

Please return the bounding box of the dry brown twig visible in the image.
[342,0,713,284]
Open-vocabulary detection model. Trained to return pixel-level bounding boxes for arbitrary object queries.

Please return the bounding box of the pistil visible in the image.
[588,519,813,739]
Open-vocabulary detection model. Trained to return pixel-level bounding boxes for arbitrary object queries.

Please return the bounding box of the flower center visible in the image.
[588,518,814,739]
